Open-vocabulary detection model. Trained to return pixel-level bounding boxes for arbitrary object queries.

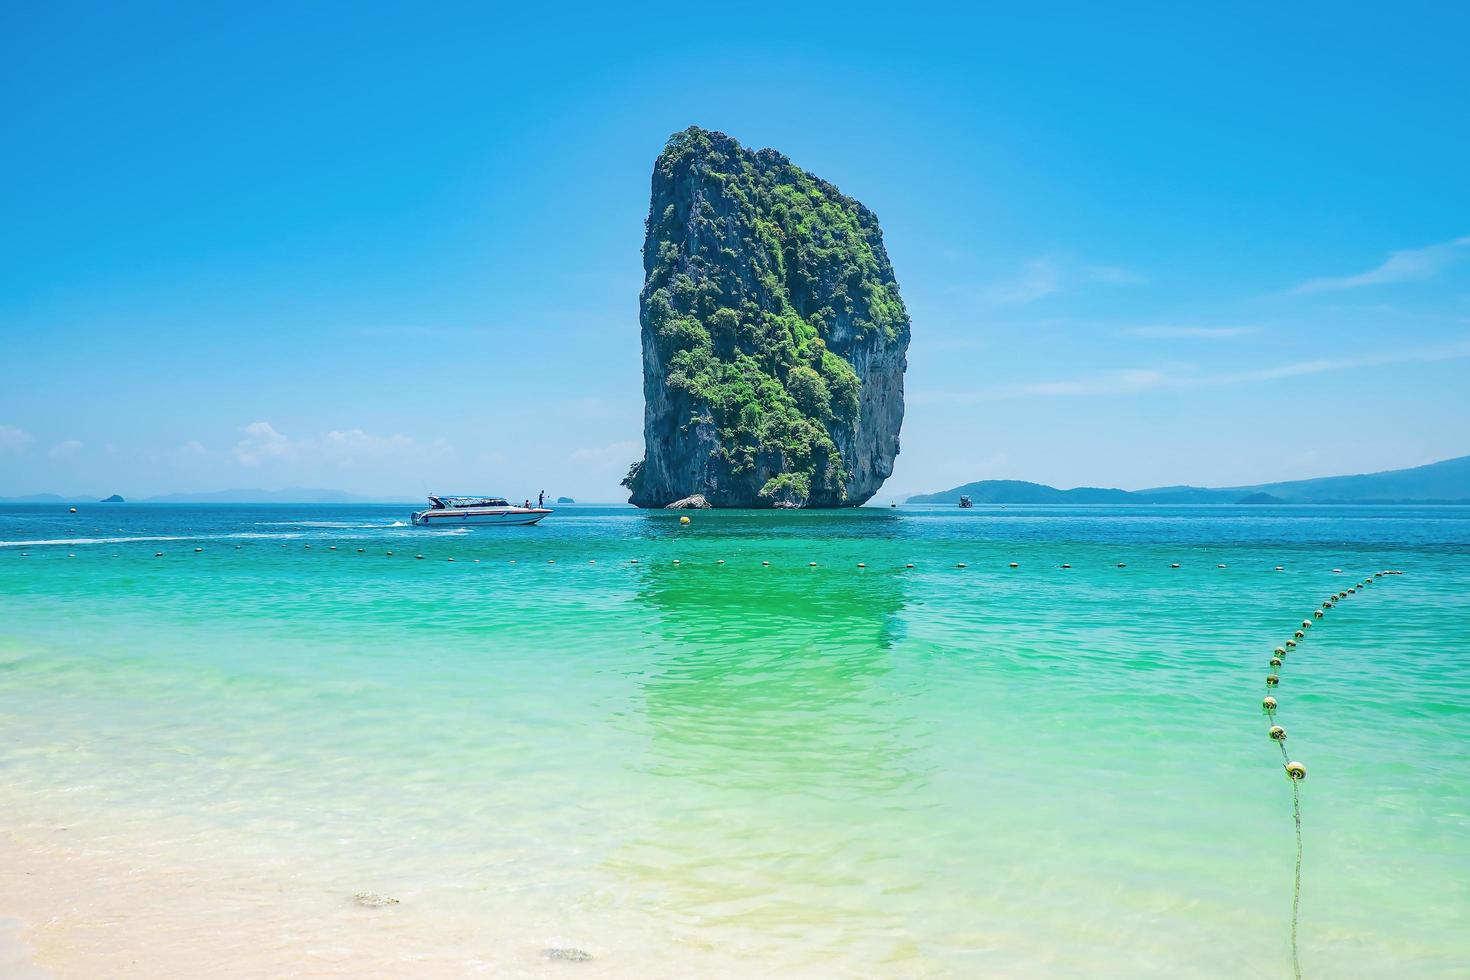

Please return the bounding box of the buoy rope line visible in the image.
[1262,567,1403,980]
[3,551,1400,575]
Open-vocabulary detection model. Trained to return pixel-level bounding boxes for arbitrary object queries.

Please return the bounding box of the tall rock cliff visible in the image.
[624,127,910,508]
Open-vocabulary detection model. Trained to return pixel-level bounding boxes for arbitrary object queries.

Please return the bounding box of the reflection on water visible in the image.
[613,561,926,965]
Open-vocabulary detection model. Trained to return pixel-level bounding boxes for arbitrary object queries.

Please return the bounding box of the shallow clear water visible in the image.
[1,503,1467,976]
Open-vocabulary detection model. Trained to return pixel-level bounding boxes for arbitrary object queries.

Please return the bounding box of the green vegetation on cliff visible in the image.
[626,127,910,506]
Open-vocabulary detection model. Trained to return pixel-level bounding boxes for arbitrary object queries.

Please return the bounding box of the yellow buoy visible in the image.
[1332,568,1342,574]
[1270,657,1283,668]
[1266,674,1280,686]
[1009,562,1019,568]
[447,557,454,562]
[1294,630,1305,639]
[673,559,680,564]
[194,547,203,553]
[1269,725,1286,741]
[762,560,770,566]
[1313,610,1323,619]
[957,562,967,569]
[1285,639,1296,648]
[1262,696,1277,711]
[69,507,77,513]
[1170,563,1180,569]
[547,559,555,564]
[1217,563,1227,569]
[416,554,424,560]
[857,562,866,568]
[1275,566,1284,571]
[386,550,393,556]
[809,561,817,567]
[679,515,691,525]
[1301,620,1311,629]
[1284,761,1307,781]
[1274,646,1286,656]
[716,559,725,564]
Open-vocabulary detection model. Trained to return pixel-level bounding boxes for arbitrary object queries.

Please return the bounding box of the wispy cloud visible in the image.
[916,338,1470,403]
[1291,236,1470,294]
[48,439,83,459]
[970,257,1147,305]
[0,424,35,454]
[233,421,452,468]
[983,258,1061,304]
[1122,325,1258,339]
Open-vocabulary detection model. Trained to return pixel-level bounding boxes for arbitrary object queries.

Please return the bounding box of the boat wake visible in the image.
[0,533,303,549]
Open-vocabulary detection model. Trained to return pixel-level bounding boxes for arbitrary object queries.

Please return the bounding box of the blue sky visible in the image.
[2,2,1467,501]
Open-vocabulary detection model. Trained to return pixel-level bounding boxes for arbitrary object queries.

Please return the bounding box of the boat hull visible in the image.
[411,508,551,527]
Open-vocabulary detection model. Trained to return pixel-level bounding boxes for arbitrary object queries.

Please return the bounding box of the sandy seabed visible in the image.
[0,823,700,979]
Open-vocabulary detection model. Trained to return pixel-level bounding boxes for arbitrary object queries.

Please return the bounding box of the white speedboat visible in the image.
[411,495,552,527]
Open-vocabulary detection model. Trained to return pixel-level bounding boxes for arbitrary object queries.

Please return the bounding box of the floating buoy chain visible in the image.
[1261,567,1399,980]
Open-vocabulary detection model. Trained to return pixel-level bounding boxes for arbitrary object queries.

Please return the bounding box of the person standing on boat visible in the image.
[538,490,545,508]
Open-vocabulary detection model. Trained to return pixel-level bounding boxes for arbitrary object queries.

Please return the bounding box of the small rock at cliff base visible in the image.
[665,494,712,509]
[624,126,910,509]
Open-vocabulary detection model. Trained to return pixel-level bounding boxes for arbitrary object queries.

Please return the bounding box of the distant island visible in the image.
[908,454,1470,505]
[100,494,125,503]
[556,496,575,504]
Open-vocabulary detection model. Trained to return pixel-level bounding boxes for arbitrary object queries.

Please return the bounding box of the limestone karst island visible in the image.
[623,127,910,509]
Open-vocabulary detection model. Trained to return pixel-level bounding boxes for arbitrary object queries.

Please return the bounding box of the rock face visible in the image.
[624,127,910,508]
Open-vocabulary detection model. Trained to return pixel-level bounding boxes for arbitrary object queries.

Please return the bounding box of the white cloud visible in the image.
[233,421,452,469]
[1122,325,1258,339]
[970,257,1146,305]
[983,258,1061,304]
[1292,236,1470,294]
[48,439,83,459]
[572,439,641,469]
[0,424,35,454]
[234,421,296,466]
[179,440,208,457]
[917,338,1470,403]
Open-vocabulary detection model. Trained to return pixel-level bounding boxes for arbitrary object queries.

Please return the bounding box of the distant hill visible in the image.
[100,494,125,503]
[910,454,1470,505]
[141,487,377,503]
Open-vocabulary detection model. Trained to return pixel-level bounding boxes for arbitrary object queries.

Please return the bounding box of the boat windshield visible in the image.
[432,495,510,509]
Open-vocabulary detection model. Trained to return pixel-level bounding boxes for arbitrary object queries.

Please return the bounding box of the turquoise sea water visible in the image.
[1,503,1467,976]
